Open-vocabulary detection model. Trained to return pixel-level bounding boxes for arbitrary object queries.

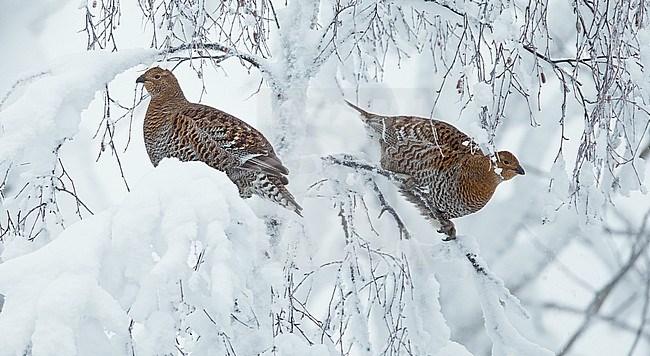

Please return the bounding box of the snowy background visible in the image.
[0,0,649,355]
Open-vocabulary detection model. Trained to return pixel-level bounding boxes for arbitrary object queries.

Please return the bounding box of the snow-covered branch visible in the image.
[2,1,649,354]
[0,49,158,242]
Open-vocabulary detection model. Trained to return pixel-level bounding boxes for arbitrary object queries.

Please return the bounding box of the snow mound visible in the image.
[0,159,274,355]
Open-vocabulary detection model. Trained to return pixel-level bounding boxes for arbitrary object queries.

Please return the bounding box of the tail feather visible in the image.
[252,174,303,217]
[345,100,375,121]
[345,100,393,139]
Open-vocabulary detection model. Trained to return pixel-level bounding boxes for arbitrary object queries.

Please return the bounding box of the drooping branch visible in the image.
[323,154,407,184]
[0,71,50,111]
[164,42,267,72]
[323,154,457,240]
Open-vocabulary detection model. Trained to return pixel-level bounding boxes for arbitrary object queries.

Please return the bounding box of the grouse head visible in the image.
[136,67,183,99]
[494,151,525,180]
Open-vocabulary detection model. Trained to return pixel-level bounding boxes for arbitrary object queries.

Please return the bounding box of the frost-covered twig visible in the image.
[371,181,411,240]
[0,161,279,355]
[322,154,416,241]
[0,71,50,111]
[83,0,119,51]
[0,50,158,242]
[87,0,276,58]
[95,86,131,191]
[56,158,94,218]
[521,44,582,86]
[292,155,451,353]
[165,42,268,72]
[323,153,457,240]
[323,154,407,184]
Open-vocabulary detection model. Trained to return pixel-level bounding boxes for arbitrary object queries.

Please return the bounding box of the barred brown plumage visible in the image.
[136,67,302,216]
[346,101,525,240]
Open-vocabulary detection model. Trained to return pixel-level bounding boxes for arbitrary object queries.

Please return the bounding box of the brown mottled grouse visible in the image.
[346,101,524,240]
[136,67,302,216]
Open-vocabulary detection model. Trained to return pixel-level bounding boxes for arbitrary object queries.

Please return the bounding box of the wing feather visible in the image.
[178,104,291,182]
[375,116,483,176]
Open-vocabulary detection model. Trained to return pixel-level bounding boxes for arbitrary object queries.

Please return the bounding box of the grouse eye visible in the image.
[503,160,510,165]
[154,74,161,80]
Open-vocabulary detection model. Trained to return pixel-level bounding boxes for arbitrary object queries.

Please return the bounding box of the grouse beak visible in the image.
[136,75,147,84]
[515,166,525,175]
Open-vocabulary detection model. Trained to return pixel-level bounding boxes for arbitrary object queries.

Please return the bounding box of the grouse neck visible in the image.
[463,154,501,185]
[457,154,501,209]
[151,90,188,107]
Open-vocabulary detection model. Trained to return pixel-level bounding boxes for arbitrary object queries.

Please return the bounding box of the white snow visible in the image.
[491,8,518,44]
[0,160,274,355]
[1,1,648,355]
[472,81,494,108]
[450,237,554,356]
[0,48,160,249]
[0,49,158,172]
[543,154,570,223]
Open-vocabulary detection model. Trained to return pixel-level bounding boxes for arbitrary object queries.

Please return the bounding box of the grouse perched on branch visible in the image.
[346,101,524,240]
[136,67,302,216]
